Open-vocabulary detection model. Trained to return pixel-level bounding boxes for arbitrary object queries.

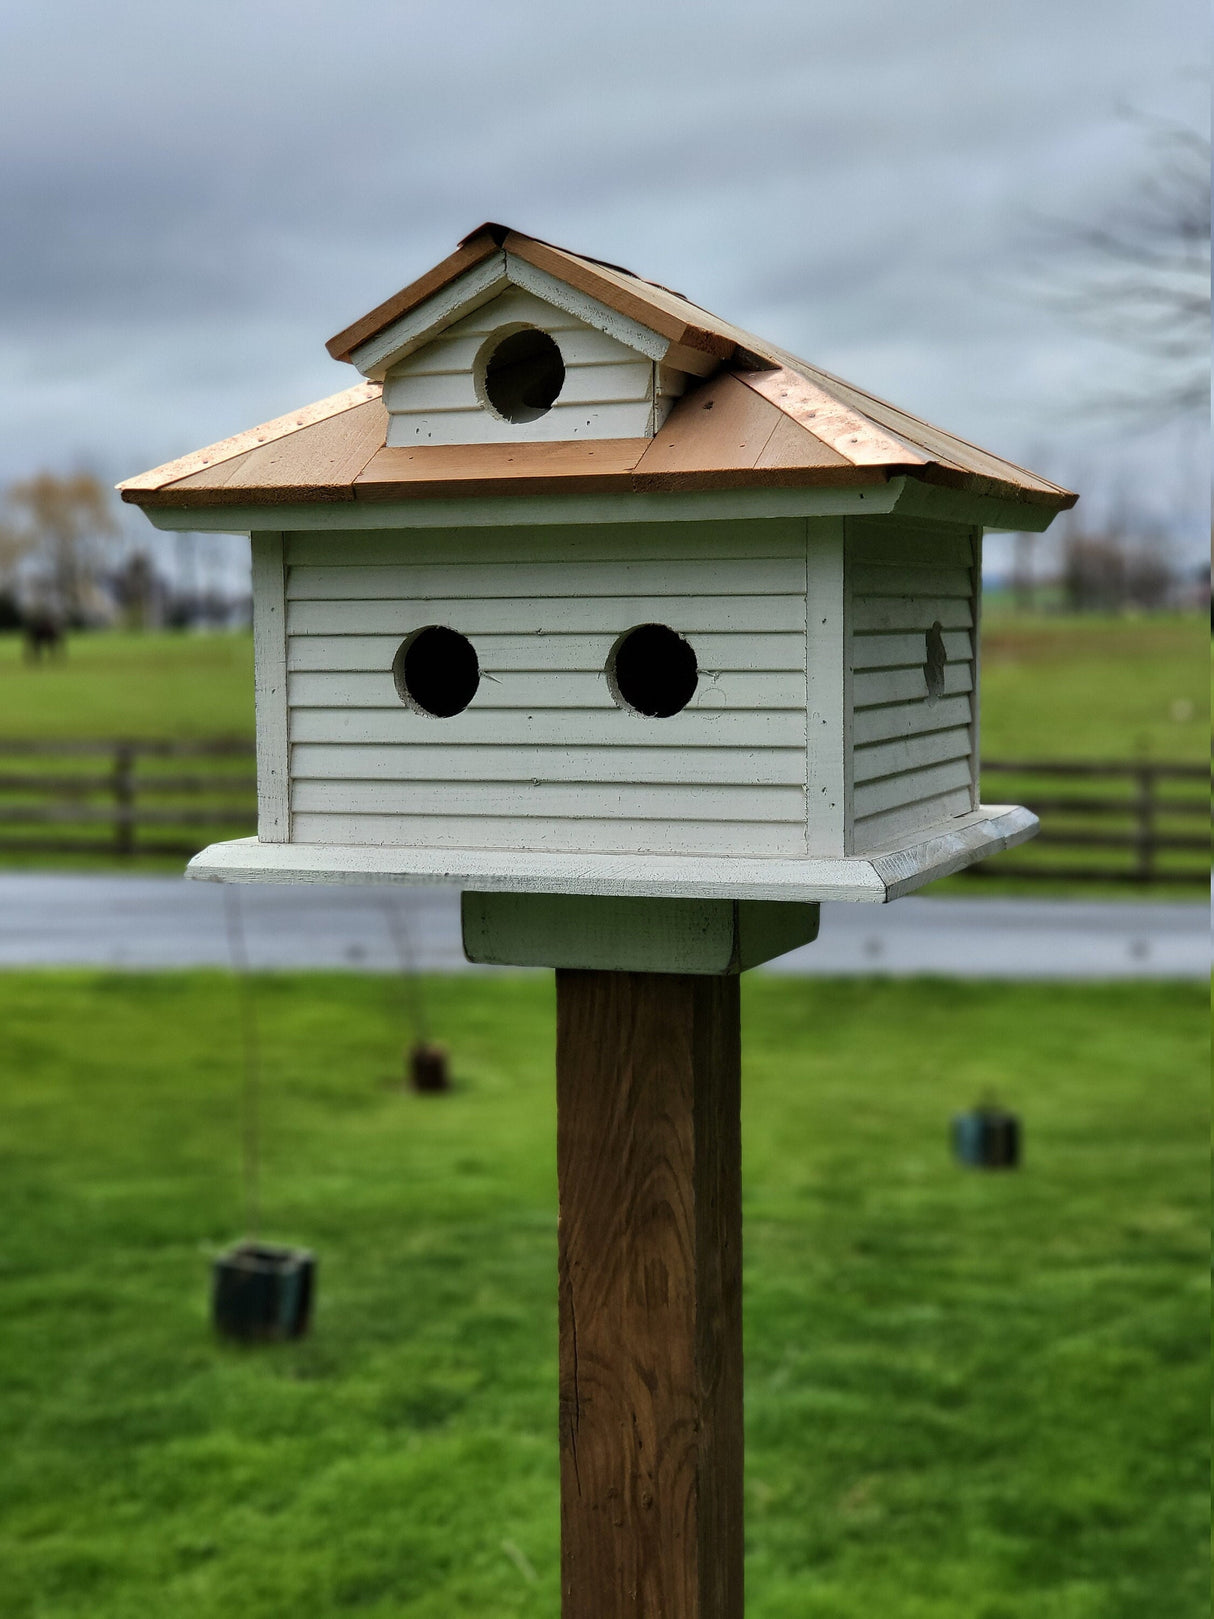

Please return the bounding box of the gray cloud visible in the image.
[0,0,1206,548]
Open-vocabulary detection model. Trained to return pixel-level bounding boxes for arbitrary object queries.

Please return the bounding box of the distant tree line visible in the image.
[0,469,248,646]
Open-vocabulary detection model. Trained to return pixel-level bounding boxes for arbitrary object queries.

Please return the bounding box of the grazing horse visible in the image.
[23,613,64,662]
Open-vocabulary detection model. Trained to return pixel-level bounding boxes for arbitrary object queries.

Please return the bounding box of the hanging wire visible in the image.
[379,890,429,1046]
[222,886,261,1242]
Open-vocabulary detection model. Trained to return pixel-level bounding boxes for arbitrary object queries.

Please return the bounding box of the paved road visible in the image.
[0,875,1206,978]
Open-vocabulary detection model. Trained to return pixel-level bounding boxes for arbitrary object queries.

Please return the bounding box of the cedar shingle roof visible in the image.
[120,225,1076,513]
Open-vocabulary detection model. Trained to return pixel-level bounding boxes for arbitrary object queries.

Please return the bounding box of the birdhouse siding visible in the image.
[281,521,809,858]
[382,287,673,446]
[846,521,980,852]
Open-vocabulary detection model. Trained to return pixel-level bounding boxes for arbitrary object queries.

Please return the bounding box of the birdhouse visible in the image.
[121,225,1078,1613]
[121,222,1073,912]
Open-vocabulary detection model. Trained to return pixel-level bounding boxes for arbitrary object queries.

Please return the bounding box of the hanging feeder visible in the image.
[210,889,317,1341]
[408,1039,451,1092]
[952,1104,1021,1170]
[212,1242,315,1342]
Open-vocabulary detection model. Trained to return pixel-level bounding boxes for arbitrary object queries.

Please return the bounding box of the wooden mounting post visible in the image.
[556,969,743,1618]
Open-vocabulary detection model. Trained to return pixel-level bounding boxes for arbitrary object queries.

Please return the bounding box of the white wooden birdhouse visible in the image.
[121,223,1075,908]
[122,225,1082,1598]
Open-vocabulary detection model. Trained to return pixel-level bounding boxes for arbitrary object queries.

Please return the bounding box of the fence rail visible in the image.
[962,760,1209,886]
[0,741,1207,883]
[0,739,257,859]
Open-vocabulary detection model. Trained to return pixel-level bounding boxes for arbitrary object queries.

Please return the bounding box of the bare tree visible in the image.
[1028,114,1210,423]
[0,471,118,623]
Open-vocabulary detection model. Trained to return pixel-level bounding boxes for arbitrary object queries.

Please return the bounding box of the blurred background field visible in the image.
[0,970,1206,1618]
[0,612,1205,888]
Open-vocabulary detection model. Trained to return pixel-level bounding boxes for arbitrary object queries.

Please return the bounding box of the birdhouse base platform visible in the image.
[462,892,820,973]
[186,803,1037,903]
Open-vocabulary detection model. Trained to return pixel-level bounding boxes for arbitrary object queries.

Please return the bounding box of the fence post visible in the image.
[1133,764,1155,883]
[114,741,136,857]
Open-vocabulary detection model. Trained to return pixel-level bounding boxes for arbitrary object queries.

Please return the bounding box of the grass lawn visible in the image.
[0,972,1206,1617]
[978,612,1208,764]
[0,631,253,742]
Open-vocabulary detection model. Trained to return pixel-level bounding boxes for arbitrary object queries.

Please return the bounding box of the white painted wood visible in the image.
[400,321,638,375]
[380,284,669,447]
[283,519,808,861]
[287,630,807,675]
[851,596,973,633]
[184,804,1039,905]
[286,668,806,711]
[137,479,905,535]
[290,812,805,858]
[846,529,975,567]
[387,359,654,412]
[504,254,670,361]
[294,778,804,822]
[849,564,973,598]
[286,521,809,567]
[250,532,289,842]
[852,629,971,670]
[851,788,976,848]
[138,477,1049,540]
[845,517,980,854]
[853,663,973,708]
[852,727,973,783]
[461,892,819,974]
[287,594,809,637]
[349,254,509,376]
[851,695,972,746]
[853,757,974,820]
[386,398,654,447]
[804,519,846,856]
[289,705,806,749]
[286,556,806,600]
[868,807,1036,897]
[290,742,805,786]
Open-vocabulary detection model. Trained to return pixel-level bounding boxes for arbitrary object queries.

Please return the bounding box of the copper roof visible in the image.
[121,225,1077,513]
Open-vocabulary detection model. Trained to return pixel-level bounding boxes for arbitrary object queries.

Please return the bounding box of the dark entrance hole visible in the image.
[608,623,698,718]
[392,625,480,718]
[480,328,566,423]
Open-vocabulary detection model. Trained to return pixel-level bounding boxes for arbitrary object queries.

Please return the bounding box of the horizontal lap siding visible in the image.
[284,522,808,857]
[847,519,979,852]
[382,287,661,445]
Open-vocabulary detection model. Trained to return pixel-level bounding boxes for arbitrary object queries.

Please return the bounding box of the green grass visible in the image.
[0,630,253,742]
[0,973,1206,1617]
[978,612,1208,763]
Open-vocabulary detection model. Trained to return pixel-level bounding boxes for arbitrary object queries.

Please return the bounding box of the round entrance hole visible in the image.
[392,626,480,718]
[608,623,698,718]
[478,327,565,423]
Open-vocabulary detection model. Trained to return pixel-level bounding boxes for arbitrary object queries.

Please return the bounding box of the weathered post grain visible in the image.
[556,969,743,1618]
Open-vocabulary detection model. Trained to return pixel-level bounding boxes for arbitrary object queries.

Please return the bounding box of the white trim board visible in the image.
[186,804,1037,905]
[137,480,1056,537]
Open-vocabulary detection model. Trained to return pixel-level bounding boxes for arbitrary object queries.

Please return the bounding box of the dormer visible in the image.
[326,222,733,447]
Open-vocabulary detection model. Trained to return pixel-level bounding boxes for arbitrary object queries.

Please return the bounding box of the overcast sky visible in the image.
[1,0,1208,579]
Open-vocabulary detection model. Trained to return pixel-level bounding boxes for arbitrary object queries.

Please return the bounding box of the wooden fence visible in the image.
[0,740,257,859]
[961,760,1209,886]
[0,741,1207,884]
